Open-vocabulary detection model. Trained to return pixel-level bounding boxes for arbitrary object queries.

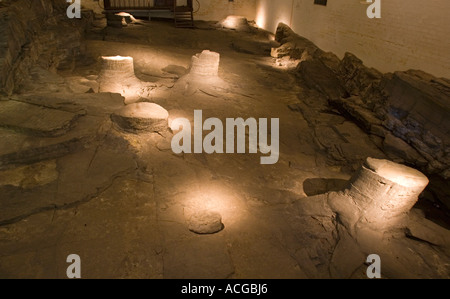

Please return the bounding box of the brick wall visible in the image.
[256,0,450,78]
[194,0,256,21]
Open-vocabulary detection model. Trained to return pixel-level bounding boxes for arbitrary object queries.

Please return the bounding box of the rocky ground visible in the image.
[0,11,449,278]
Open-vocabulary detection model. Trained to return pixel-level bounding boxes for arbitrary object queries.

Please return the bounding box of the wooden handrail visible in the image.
[103,0,192,11]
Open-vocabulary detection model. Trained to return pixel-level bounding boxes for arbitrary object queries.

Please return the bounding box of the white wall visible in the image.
[256,0,450,78]
[82,0,256,22]
[194,0,256,22]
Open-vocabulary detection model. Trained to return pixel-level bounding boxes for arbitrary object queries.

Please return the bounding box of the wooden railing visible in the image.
[104,0,153,10]
[103,0,192,11]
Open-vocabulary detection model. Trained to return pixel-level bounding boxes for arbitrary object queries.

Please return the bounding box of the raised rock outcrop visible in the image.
[0,0,93,95]
[0,100,83,137]
[273,22,450,208]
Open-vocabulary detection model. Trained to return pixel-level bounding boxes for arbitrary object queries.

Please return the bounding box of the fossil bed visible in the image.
[0,2,449,279]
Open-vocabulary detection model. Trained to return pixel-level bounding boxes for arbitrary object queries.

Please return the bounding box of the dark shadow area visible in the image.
[415,194,450,230]
[162,65,188,77]
[303,178,349,196]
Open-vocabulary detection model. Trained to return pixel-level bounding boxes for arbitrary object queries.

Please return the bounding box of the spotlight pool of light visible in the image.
[221,15,249,30]
[100,56,135,74]
[101,55,133,62]
[365,158,429,189]
[181,182,247,231]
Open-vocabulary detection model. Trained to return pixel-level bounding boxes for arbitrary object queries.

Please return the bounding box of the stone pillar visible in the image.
[189,50,220,77]
[347,158,429,230]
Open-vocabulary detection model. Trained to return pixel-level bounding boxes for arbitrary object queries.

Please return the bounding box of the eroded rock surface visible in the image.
[0,101,83,137]
[0,0,93,95]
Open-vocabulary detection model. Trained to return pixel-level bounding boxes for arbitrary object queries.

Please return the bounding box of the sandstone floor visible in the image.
[0,19,448,279]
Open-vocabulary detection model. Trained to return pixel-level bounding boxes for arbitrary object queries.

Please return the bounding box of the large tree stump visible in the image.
[347,158,429,230]
[98,56,142,103]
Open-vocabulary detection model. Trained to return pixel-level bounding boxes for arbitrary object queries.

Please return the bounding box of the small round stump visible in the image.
[188,211,224,234]
[111,102,169,133]
[189,50,220,77]
[100,56,135,75]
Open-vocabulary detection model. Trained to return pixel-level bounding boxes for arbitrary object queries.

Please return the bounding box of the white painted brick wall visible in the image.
[256,0,450,78]
[195,0,256,21]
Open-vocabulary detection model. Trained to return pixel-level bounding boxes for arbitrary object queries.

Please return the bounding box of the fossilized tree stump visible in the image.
[347,158,429,230]
[100,56,135,79]
[189,50,220,77]
[111,102,169,133]
[98,56,143,102]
